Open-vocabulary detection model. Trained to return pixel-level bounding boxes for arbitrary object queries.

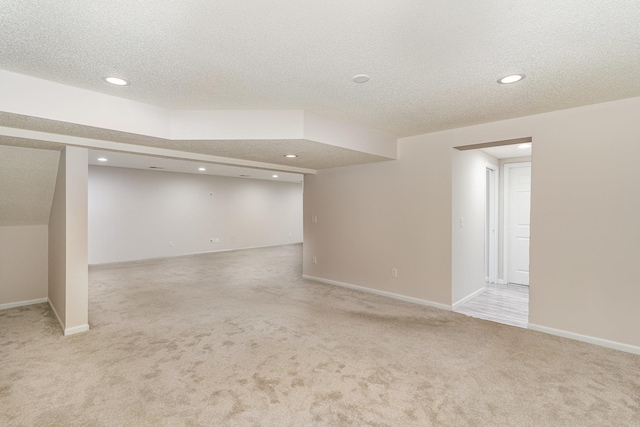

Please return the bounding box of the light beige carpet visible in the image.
[1,244,639,426]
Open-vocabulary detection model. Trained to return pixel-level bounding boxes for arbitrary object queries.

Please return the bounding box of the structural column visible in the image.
[48,146,89,335]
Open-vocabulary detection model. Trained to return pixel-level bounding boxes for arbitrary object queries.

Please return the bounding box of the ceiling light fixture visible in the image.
[352,74,370,83]
[284,154,298,158]
[97,157,107,162]
[518,143,532,149]
[272,175,279,178]
[104,77,129,86]
[498,74,525,84]
[198,167,206,171]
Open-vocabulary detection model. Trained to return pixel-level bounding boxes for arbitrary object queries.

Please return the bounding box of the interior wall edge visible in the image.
[47,298,64,334]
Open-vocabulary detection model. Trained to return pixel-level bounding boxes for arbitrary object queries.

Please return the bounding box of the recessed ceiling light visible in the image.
[498,74,525,84]
[284,154,298,158]
[198,167,206,171]
[352,74,370,83]
[104,77,129,86]
[97,157,107,162]
[272,175,279,178]
[518,143,532,149]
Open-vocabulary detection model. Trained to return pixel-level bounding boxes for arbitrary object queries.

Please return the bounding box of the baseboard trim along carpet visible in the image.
[528,323,640,355]
[64,324,90,336]
[302,275,452,311]
[47,298,90,336]
[89,242,303,266]
[452,286,486,309]
[0,297,47,311]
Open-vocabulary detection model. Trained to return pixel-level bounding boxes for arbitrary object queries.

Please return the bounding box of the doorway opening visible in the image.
[452,139,532,328]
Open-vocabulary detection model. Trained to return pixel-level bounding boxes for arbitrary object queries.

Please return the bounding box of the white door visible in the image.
[506,163,531,285]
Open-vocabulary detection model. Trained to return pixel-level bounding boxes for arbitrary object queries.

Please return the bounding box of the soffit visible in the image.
[0,112,389,170]
[1,1,639,138]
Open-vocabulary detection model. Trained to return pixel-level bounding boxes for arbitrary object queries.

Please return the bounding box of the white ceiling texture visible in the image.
[0,1,639,201]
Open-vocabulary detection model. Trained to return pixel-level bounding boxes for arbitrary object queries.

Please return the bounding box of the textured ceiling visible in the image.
[1,1,639,138]
[0,145,60,226]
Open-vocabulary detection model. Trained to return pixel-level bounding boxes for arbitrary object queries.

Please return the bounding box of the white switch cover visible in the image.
[391,268,398,278]
[460,217,464,228]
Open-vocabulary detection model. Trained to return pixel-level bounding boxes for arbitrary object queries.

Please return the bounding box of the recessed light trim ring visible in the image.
[104,76,129,86]
[498,74,525,84]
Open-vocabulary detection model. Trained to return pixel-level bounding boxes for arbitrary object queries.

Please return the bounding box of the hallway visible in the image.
[455,283,529,328]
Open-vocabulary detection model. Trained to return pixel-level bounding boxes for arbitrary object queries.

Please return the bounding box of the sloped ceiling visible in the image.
[0,145,60,226]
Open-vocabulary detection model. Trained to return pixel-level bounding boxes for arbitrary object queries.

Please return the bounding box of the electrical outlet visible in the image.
[212,237,220,243]
[313,256,317,264]
[169,241,174,247]
[460,217,464,228]
[391,268,398,278]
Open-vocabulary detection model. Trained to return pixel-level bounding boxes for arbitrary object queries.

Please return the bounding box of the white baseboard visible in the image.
[528,323,640,355]
[452,286,486,310]
[47,298,90,336]
[302,275,452,311]
[0,297,48,311]
[64,324,90,336]
[497,279,507,285]
[48,298,64,332]
[89,242,303,266]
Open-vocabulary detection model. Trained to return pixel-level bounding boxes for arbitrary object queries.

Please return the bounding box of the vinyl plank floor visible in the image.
[454,283,529,328]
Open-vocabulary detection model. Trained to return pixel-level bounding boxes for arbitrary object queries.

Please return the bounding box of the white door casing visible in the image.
[485,163,498,283]
[504,162,531,286]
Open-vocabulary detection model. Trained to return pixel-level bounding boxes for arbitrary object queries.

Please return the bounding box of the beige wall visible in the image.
[88,166,303,264]
[48,148,67,324]
[0,225,48,306]
[304,140,453,306]
[303,96,640,350]
[48,146,88,334]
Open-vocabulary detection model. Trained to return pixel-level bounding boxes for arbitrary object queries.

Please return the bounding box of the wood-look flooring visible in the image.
[454,283,529,328]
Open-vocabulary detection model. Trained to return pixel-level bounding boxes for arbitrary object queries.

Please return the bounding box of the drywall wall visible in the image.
[303,96,640,350]
[48,146,89,335]
[303,140,453,307]
[0,225,48,307]
[451,149,498,305]
[88,166,303,264]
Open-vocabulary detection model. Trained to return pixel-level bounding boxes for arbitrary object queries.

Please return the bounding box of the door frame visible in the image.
[502,161,531,284]
[485,162,499,284]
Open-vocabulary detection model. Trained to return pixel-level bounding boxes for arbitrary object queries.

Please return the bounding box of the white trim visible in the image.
[497,279,507,285]
[502,161,531,285]
[528,323,640,355]
[47,298,90,336]
[452,286,486,309]
[64,324,90,336]
[48,298,64,332]
[302,275,452,311]
[0,297,48,311]
[485,162,499,284]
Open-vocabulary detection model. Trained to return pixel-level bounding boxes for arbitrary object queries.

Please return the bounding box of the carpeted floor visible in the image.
[1,244,639,426]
